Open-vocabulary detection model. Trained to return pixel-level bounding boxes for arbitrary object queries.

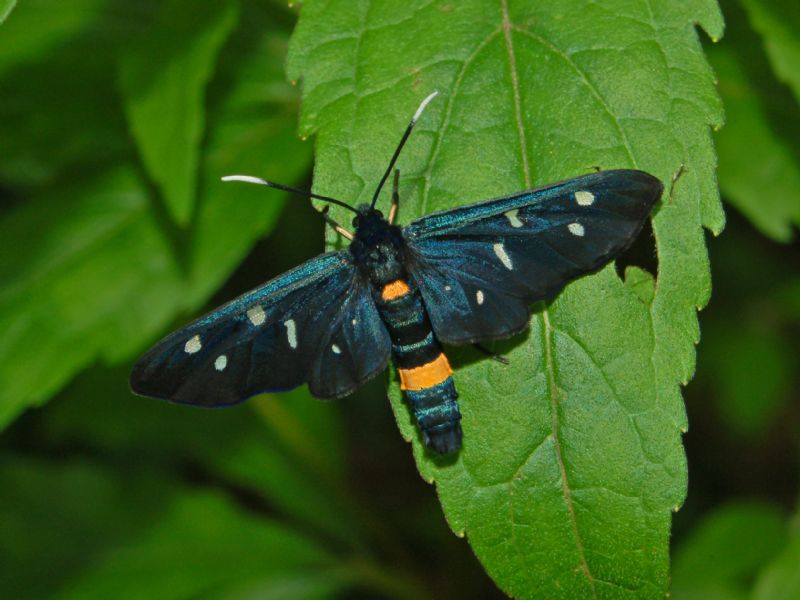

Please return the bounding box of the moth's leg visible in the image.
[667,164,686,205]
[320,206,354,241]
[473,343,510,365]
[388,169,400,224]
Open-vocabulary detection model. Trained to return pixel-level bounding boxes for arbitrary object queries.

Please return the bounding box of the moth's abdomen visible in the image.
[402,371,461,455]
[376,278,462,454]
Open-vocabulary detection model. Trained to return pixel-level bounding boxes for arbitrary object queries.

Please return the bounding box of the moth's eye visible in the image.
[352,217,360,227]
[375,210,384,218]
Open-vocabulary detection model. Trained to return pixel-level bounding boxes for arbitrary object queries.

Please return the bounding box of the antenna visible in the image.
[221,175,358,215]
[370,91,439,209]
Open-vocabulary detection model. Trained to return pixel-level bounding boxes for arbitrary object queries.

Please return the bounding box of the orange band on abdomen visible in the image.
[398,353,453,391]
[381,279,411,301]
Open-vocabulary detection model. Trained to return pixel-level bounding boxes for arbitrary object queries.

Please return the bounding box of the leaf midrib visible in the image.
[500,0,597,595]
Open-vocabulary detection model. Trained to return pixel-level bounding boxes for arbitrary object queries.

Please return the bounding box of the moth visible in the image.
[130,92,662,454]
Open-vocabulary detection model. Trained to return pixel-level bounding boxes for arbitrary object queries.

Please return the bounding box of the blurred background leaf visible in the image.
[0,0,15,25]
[740,0,800,103]
[710,0,800,241]
[0,0,312,426]
[753,509,800,600]
[671,501,787,600]
[119,0,239,225]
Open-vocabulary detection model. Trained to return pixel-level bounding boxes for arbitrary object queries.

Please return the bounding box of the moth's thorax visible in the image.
[349,207,406,286]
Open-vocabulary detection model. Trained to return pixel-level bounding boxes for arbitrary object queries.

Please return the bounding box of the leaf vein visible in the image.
[538,308,598,598]
[502,0,597,594]
[510,24,637,167]
[420,27,501,215]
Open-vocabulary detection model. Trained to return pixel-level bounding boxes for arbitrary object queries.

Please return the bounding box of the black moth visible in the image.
[130,92,662,454]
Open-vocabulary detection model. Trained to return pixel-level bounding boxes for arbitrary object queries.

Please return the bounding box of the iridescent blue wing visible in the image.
[130,252,391,403]
[403,169,662,344]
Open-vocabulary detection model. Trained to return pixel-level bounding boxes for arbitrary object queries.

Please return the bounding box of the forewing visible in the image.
[403,170,662,344]
[130,252,391,403]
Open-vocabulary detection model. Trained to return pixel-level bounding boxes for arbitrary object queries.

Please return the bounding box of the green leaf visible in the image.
[0,169,179,424]
[0,456,178,599]
[0,1,137,187]
[776,277,800,321]
[120,0,239,225]
[671,501,788,600]
[187,25,313,302]
[0,19,312,427]
[0,0,107,78]
[41,365,358,545]
[709,3,800,242]
[55,490,339,600]
[287,0,724,596]
[741,0,800,104]
[701,324,791,437]
[0,0,16,25]
[753,511,800,600]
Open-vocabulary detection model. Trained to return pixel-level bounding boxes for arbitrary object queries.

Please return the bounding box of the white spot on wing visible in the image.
[247,305,266,326]
[285,319,297,349]
[505,209,523,228]
[575,190,595,206]
[184,335,201,354]
[568,222,585,237]
[352,318,357,326]
[214,355,227,371]
[476,290,485,305]
[493,242,513,270]
[332,344,341,354]
[444,285,451,292]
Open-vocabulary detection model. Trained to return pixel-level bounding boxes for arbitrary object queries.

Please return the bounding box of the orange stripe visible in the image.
[398,353,453,391]
[381,279,411,301]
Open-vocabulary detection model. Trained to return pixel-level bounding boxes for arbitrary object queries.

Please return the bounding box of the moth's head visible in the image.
[351,204,385,230]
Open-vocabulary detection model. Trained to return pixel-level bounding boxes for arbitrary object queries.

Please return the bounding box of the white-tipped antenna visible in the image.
[371,90,440,208]
[412,90,439,124]
[221,175,270,185]
[221,174,358,214]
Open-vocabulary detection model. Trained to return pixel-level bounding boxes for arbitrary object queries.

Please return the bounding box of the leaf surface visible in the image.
[0,0,15,25]
[288,0,723,596]
[119,0,239,225]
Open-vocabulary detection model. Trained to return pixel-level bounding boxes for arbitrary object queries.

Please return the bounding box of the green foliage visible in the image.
[671,501,787,599]
[0,0,15,25]
[2,0,800,598]
[0,0,312,426]
[710,0,800,241]
[753,511,800,600]
[288,0,724,596]
[671,502,800,600]
[0,457,342,600]
[741,0,800,103]
[120,0,239,225]
[57,491,339,600]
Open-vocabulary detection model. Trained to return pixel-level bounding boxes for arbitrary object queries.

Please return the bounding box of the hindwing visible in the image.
[130,252,391,403]
[403,169,662,344]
